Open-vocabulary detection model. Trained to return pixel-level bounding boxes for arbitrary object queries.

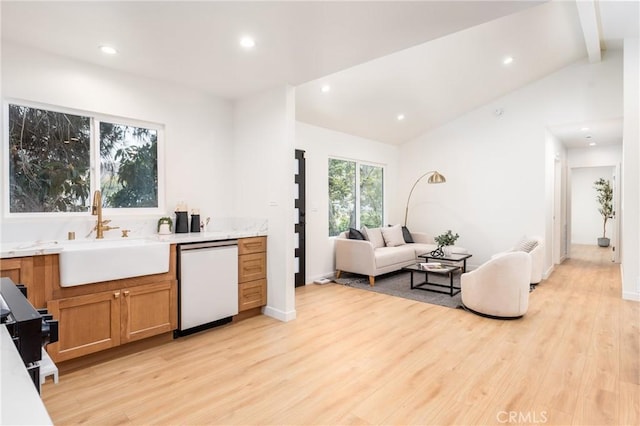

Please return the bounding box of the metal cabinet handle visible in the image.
[114,292,120,299]
[124,290,130,296]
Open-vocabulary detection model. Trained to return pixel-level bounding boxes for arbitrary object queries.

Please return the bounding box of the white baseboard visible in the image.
[263,305,297,322]
[543,265,555,279]
[622,291,640,302]
[309,272,336,283]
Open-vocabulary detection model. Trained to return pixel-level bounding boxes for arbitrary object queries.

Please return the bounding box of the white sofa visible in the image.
[461,251,532,319]
[334,227,466,286]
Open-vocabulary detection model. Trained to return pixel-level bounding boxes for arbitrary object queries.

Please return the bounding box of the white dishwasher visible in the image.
[176,240,238,337]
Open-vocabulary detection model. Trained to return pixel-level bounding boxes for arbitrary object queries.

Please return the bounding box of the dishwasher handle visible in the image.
[178,240,238,251]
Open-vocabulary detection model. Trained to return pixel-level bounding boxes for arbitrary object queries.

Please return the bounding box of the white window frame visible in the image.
[328,156,385,236]
[3,99,166,218]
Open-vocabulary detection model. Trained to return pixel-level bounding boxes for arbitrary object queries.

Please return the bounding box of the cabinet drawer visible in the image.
[238,252,266,283]
[239,279,266,311]
[238,237,266,255]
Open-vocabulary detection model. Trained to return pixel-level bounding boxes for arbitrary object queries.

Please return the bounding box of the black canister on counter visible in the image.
[175,211,189,233]
[190,214,201,233]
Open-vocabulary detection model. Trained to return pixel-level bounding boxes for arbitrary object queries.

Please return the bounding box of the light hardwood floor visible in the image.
[42,245,639,425]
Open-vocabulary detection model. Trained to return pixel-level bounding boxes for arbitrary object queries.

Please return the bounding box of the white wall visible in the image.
[570,166,614,244]
[234,86,296,321]
[1,42,235,242]
[568,144,623,167]
[295,122,399,282]
[398,51,623,272]
[546,131,567,265]
[621,38,640,301]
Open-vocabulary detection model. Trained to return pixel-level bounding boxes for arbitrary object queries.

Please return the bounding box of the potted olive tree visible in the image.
[594,178,613,247]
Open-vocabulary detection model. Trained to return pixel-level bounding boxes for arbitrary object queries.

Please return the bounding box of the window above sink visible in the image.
[5,101,165,217]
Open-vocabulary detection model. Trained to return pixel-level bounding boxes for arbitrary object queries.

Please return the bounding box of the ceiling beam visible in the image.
[575,0,602,62]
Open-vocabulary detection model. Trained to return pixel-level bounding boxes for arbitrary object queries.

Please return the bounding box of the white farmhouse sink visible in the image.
[58,239,170,287]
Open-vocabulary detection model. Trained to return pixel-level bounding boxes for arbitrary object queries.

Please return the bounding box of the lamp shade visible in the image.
[427,171,446,184]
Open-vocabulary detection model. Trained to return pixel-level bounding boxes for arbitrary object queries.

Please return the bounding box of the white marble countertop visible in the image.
[0,230,267,259]
[153,230,267,244]
[0,240,64,258]
[0,326,53,425]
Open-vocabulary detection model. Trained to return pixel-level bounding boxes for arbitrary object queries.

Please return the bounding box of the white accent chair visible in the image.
[461,251,532,319]
[493,236,544,285]
[527,238,544,285]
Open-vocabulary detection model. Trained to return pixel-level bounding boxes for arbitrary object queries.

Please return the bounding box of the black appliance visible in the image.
[1,277,58,392]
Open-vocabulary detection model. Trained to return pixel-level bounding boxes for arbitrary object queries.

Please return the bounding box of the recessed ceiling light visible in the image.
[502,56,514,65]
[581,127,590,132]
[239,36,256,49]
[397,114,405,121]
[586,135,592,139]
[589,142,597,146]
[99,45,118,55]
[321,85,331,93]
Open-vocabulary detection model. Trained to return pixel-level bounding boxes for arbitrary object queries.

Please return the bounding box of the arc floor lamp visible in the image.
[403,170,446,226]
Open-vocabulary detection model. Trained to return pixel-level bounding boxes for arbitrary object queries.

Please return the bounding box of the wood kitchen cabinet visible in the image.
[47,280,177,362]
[47,290,121,362]
[238,236,267,312]
[0,256,33,295]
[0,255,55,309]
[120,281,176,344]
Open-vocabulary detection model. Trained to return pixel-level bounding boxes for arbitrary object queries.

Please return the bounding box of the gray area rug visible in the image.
[334,270,463,309]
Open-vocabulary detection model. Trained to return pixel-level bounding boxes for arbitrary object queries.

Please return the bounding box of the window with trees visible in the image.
[328,158,384,236]
[6,103,162,214]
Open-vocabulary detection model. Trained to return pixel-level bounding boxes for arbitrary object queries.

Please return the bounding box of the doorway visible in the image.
[568,165,617,263]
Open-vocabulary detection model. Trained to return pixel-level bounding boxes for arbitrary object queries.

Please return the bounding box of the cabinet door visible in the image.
[238,252,266,283]
[47,291,121,362]
[121,281,177,344]
[0,257,34,304]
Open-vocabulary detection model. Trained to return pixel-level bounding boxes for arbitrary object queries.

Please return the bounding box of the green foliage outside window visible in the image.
[100,122,158,208]
[8,105,91,212]
[7,104,160,213]
[359,164,383,229]
[328,159,356,236]
[328,158,383,236]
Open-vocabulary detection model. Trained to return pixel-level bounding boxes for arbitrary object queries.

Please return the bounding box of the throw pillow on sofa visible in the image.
[402,226,414,243]
[381,225,406,247]
[362,226,385,249]
[387,224,414,243]
[514,237,538,253]
[348,228,366,240]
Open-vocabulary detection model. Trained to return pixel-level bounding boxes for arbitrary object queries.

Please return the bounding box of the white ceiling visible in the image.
[1,1,638,147]
[296,0,587,144]
[548,118,623,149]
[1,0,542,99]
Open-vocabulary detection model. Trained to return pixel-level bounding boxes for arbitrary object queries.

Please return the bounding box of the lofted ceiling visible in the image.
[1,1,638,148]
[296,0,587,145]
